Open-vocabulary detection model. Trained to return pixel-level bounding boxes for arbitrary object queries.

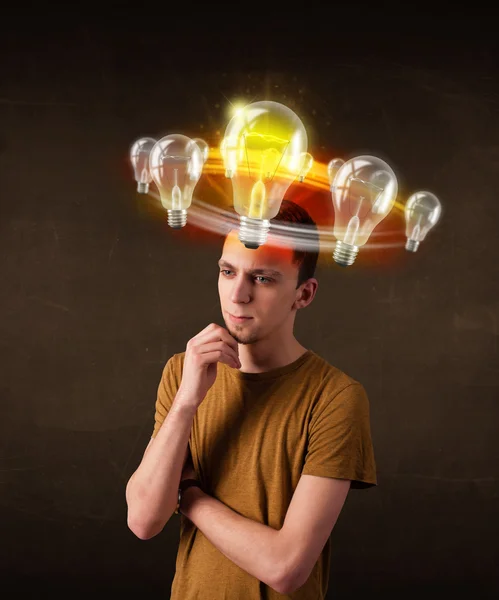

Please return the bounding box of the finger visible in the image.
[197,347,240,368]
[194,341,239,364]
[192,325,239,356]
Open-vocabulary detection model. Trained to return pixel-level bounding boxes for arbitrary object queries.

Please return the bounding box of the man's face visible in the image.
[218,230,302,345]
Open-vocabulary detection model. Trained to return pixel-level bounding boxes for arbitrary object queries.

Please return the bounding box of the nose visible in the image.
[230,274,252,304]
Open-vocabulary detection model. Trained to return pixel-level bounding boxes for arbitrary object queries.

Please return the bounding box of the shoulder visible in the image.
[161,352,186,383]
[308,350,363,392]
[166,352,186,368]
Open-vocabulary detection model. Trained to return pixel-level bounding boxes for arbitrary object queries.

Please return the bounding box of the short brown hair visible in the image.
[271,199,320,289]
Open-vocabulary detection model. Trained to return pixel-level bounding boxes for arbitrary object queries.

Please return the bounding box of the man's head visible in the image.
[218,200,320,346]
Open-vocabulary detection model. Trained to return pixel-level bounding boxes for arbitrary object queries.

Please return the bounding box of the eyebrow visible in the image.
[218,260,283,278]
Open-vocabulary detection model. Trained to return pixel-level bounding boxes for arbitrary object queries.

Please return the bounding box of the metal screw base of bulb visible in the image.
[238,216,270,249]
[333,241,359,267]
[137,182,149,194]
[167,209,188,229]
[405,239,420,252]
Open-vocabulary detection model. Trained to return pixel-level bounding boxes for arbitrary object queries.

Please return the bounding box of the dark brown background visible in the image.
[1,11,498,599]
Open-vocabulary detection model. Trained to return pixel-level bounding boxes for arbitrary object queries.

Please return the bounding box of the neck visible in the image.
[237,338,308,374]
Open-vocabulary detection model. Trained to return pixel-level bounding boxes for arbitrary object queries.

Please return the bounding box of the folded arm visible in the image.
[180,472,350,595]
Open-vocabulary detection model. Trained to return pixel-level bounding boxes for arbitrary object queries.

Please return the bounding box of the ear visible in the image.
[291,287,307,311]
[292,279,318,310]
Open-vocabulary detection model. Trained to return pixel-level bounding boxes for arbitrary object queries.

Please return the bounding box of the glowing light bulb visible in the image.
[221,100,308,249]
[298,152,314,182]
[130,137,156,193]
[149,134,204,229]
[331,155,398,267]
[192,138,210,163]
[327,158,345,191]
[404,190,442,252]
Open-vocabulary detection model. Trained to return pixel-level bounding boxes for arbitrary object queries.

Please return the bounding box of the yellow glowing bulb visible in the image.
[221,100,308,248]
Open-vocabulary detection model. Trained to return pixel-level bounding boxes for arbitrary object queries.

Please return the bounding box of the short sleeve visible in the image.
[151,354,181,438]
[302,383,377,489]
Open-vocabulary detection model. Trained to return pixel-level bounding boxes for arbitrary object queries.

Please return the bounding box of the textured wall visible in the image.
[1,17,497,599]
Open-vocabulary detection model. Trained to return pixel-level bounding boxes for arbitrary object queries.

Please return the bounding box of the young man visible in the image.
[126,200,377,599]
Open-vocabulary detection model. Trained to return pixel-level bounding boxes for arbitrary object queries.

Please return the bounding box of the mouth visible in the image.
[228,313,253,323]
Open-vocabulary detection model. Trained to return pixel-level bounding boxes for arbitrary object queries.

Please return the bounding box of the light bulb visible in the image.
[404,190,442,252]
[331,155,398,267]
[327,158,345,191]
[192,138,210,163]
[298,152,314,182]
[149,134,204,229]
[220,100,308,249]
[130,137,156,193]
[220,136,243,179]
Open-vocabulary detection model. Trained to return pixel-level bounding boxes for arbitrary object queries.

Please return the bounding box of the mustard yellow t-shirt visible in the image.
[152,349,377,599]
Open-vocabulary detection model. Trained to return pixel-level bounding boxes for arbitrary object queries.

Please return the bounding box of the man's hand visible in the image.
[178,323,241,410]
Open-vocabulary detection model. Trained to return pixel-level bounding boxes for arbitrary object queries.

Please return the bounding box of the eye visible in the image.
[220,270,272,284]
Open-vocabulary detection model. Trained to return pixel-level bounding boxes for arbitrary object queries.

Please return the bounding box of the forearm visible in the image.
[126,393,197,538]
[181,488,285,592]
